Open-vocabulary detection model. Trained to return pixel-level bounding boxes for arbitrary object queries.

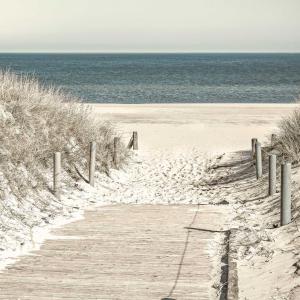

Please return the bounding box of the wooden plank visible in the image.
[0,205,229,299]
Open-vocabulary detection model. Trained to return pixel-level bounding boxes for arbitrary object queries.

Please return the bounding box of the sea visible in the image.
[0,53,299,103]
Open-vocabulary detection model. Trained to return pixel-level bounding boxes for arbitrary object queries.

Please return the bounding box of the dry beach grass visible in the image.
[0,71,127,195]
[276,106,300,161]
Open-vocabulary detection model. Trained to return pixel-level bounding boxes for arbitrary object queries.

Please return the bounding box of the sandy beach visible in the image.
[90,103,300,299]
[92,103,297,152]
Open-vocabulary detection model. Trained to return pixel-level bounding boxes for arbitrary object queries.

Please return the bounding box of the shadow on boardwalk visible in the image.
[0,205,230,299]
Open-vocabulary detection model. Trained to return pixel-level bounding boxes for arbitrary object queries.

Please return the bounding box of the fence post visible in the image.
[271,134,277,147]
[268,154,276,196]
[255,142,262,179]
[251,138,257,157]
[53,152,61,199]
[89,141,96,186]
[113,137,120,168]
[281,162,292,226]
[133,131,138,150]
[127,134,133,149]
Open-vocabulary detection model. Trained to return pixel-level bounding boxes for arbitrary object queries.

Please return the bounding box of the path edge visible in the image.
[227,229,239,300]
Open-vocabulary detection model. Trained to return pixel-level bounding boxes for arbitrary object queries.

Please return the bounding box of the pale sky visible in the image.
[0,0,299,52]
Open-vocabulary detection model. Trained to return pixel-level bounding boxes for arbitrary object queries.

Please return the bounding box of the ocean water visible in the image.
[0,53,299,103]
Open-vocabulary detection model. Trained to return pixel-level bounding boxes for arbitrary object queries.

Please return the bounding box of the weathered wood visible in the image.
[53,152,61,199]
[251,138,257,157]
[269,154,276,196]
[255,142,262,179]
[133,131,138,150]
[0,205,230,299]
[127,135,133,149]
[271,134,277,147]
[281,163,291,226]
[89,142,96,186]
[113,137,120,168]
[227,229,239,300]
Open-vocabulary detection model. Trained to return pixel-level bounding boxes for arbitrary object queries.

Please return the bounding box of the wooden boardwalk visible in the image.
[0,205,229,300]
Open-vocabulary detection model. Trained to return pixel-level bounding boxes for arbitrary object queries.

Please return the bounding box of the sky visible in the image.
[0,0,299,52]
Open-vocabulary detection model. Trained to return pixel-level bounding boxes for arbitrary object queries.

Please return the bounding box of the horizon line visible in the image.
[0,50,300,54]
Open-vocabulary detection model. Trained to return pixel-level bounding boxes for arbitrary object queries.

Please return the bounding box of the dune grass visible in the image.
[275,106,300,162]
[0,70,127,201]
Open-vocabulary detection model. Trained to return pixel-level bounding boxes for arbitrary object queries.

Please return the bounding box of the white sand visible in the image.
[91,103,300,299]
[92,103,296,152]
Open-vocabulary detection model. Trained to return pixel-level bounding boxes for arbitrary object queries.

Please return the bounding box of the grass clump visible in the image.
[275,106,300,162]
[0,70,127,200]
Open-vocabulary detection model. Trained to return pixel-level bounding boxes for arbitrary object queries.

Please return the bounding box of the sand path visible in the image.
[103,150,226,205]
[0,204,230,299]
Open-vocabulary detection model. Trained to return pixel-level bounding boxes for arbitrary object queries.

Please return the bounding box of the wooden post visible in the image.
[268,154,276,196]
[281,162,292,226]
[271,134,277,147]
[53,152,61,199]
[133,131,138,150]
[89,141,96,186]
[251,138,257,157]
[127,135,134,149]
[113,137,120,168]
[255,142,262,179]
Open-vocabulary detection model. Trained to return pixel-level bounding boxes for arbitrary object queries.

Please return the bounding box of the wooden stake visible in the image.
[53,152,61,199]
[255,142,262,179]
[268,154,276,196]
[89,141,96,186]
[271,134,277,147]
[133,131,138,150]
[113,137,120,168]
[127,135,133,149]
[281,162,292,226]
[251,138,257,157]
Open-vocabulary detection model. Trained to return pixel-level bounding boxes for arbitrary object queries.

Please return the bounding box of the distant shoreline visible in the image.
[88,102,298,107]
[1,52,300,54]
